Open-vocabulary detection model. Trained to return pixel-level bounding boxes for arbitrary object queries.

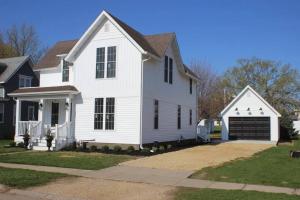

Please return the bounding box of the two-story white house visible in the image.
[9,10,199,150]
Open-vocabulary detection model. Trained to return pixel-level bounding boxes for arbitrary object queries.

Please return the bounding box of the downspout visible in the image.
[139,55,150,149]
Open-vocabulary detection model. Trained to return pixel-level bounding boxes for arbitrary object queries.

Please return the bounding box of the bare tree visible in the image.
[6,24,45,62]
[190,60,224,120]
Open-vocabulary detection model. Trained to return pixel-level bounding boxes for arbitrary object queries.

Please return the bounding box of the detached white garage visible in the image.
[220,85,281,142]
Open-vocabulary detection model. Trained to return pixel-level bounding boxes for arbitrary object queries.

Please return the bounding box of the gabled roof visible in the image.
[0,56,32,83]
[220,85,281,117]
[35,39,78,70]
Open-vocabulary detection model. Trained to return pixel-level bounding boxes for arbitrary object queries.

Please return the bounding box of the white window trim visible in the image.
[0,103,4,123]
[0,87,5,98]
[96,46,118,79]
[28,105,35,121]
[19,75,32,88]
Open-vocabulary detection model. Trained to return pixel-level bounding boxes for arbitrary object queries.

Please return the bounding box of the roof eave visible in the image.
[8,90,79,97]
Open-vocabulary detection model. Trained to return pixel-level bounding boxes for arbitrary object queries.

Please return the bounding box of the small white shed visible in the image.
[220,85,281,142]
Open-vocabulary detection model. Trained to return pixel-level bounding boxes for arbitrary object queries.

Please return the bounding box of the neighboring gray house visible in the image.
[0,56,39,139]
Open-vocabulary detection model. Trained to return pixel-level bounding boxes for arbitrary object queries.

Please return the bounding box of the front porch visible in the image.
[9,85,79,150]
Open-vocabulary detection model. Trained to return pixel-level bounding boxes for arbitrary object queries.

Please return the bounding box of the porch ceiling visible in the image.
[8,85,79,97]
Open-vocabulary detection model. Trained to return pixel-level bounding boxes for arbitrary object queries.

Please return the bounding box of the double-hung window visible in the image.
[96,48,105,78]
[169,58,173,84]
[177,105,181,129]
[96,46,116,78]
[107,46,116,78]
[94,97,115,130]
[0,103,4,123]
[62,60,69,82]
[94,98,104,130]
[19,75,32,88]
[105,98,115,130]
[154,100,159,129]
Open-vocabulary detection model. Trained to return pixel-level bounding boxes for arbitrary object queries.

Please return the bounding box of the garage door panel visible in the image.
[229,117,270,140]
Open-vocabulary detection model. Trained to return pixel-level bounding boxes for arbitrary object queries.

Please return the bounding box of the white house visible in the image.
[220,85,281,142]
[9,10,199,150]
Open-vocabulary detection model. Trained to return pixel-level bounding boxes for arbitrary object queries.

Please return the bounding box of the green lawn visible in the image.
[191,138,300,188]
[0,167,68,188]
[0,140,25,154]
[0,151,135,170]
[175,188,300,200]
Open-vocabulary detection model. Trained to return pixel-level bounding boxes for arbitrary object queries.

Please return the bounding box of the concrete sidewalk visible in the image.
[0,162,299,196]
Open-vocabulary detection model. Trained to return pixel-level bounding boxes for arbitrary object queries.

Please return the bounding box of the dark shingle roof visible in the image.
[35,40,78,69]
[0,56,30,83]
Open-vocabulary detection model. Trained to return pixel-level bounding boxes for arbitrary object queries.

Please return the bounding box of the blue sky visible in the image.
[1,0,300,73]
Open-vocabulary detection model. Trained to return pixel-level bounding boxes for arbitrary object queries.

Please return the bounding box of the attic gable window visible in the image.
[19,75,32,88]
[62,60,69,82]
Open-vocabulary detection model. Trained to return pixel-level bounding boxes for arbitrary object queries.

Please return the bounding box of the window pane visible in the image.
[62,60,69,82]
[169,58,173,84]
[105,98,115,130]
[189,109,192,125]
[107,46,116,78]
[96,48,105,78]
[94,98,103,129]
[164,56,168,82]
[19,77,25,88]
[177,105,181,129]
[190,78,192,94]
[154,100,159,129]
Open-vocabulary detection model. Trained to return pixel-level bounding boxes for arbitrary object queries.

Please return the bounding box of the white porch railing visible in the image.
[17,121,40,136]
[55,122,73,150]
[30,121,42,142]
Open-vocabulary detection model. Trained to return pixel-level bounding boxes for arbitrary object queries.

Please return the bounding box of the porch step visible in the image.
[32,139,56,151]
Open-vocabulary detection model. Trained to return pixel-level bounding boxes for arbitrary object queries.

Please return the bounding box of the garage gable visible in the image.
[220,85,281,117]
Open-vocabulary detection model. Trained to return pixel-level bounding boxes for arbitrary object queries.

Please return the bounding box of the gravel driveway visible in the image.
[121,142,273,171]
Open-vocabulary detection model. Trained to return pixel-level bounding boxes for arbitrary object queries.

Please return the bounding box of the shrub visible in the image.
[101,145,109,152]
[113,145,122,152]
[151,146,159,153]
[17,142,24,148]
[159,145,165,152]
[141,147,150,154]
[90,145,97,152]
[127,146,135,153]
[9,141,16,147]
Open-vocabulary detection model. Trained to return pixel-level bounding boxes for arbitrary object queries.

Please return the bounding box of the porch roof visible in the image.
[8,85,79,97]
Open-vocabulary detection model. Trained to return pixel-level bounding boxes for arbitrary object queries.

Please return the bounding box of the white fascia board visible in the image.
[8,90,79,97]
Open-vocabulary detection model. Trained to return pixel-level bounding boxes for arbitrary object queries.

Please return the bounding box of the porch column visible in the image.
[38,99,44,125]
[15,98,21,138]
[65,97,71,123]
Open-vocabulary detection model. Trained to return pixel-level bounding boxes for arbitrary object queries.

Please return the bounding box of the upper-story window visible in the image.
[189,78,193,94]
[164,56,173,84]
[177,105,181,129]
[96,46,116,79]
[19,75,32,88]
[154,99,159,129]
[107,46,116,78]
[62,60,69,82]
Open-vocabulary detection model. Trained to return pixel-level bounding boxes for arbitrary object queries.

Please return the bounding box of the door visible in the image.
[51,102,59,127]
[229,117,270,140]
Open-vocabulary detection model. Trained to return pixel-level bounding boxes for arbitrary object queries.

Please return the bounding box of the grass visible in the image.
[191,138,300,188]
[0,167,68,188]
[0,140,25,154]
[0,151,135,170]
[175,188,300,200]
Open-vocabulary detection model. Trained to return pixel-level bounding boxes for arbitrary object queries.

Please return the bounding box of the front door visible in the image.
[51,102,59,127]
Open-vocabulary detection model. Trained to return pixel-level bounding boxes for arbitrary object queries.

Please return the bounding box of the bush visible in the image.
[151,146,159,153]
[90,145,97,152]
[141,147,150,154]
[113,145,122,152]
[167,144,172,150]
[9,141,16,147]
[101,145,109,152]
[17,142,24,148]
[159,145,165,152]
[127,146,135,153]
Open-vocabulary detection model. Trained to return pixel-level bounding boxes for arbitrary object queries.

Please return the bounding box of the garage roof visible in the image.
[220,85,281,117]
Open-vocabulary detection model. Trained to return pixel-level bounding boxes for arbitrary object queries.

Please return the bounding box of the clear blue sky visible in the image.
[1,0,300,73]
